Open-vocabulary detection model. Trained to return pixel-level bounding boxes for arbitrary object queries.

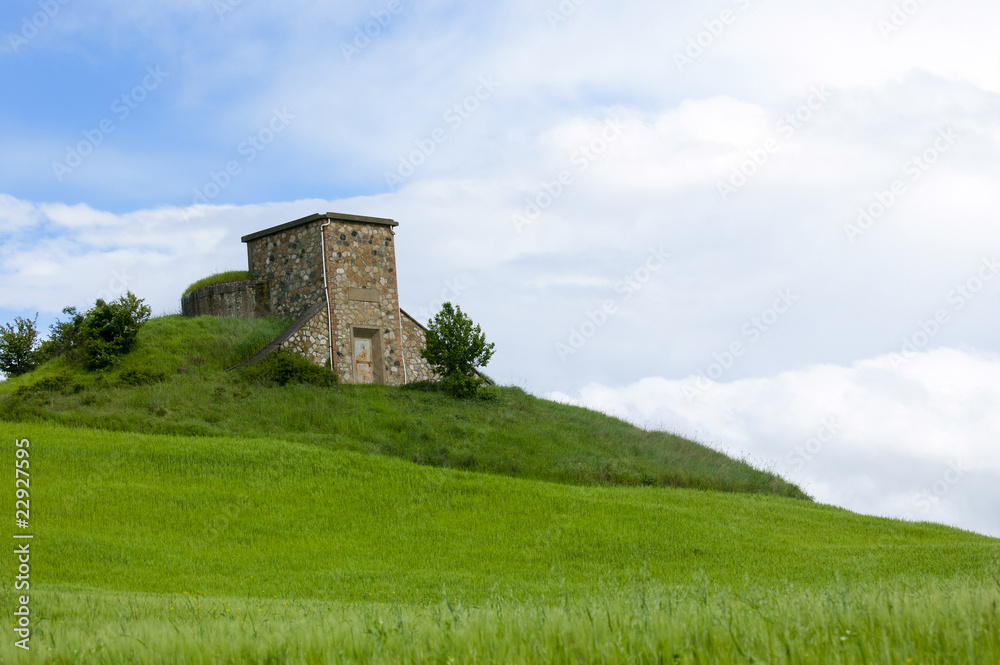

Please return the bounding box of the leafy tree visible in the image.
[0,315,41,378]
[421,302,495,398]
[37,306,85,361]
[77,292,152,370]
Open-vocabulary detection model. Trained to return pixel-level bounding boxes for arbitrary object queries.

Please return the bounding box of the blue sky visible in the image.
[2,0,999,536]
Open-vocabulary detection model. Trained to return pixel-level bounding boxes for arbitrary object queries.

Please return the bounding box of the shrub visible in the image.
[38,307,85,361]
[235,350,338,387]
[118,367,169,387]
[77,292,152,370]
[12,374,84,399]
[0,315,42,377]
[421,302,495,398]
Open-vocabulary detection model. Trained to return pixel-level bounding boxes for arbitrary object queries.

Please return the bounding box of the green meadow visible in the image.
[1,316,998,663]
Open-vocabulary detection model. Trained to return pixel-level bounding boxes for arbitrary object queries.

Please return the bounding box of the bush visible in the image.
[77,292,152,370]
[0,315,41,377]
[13,374,84,398]
[118,367,169,387]
[421,302,495,399]
[38,307,85,361]
[235,350,338,387]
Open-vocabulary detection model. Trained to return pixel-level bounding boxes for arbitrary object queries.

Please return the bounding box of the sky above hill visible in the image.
[1,0,998,536]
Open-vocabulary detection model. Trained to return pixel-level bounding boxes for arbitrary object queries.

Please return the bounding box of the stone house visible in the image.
[181,212,434,385]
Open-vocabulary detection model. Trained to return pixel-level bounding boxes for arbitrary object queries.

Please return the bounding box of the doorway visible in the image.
[352,328,381,384]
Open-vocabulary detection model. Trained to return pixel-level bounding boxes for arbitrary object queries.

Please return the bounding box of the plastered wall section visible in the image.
[246,222,325,318]
[401,311,435,382]
[279,306,330,367]
[324,220,404,385]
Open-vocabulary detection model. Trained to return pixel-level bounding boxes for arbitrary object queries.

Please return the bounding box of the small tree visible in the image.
[0,315,41,378]
[77,292,152,370]
[37,306,85,361]
[421,302,495,398]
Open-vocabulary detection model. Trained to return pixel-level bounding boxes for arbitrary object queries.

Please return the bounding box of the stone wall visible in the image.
[181,280,270,318]
[280,305,330,367]
[323,219,404,385]
[246,221,324,319]
[400,310,436,382]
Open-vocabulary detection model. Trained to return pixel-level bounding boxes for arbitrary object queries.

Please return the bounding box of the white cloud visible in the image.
[0,195,41,234]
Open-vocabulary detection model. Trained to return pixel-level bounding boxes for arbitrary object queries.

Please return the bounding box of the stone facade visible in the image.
[401,310,436,383]
[321,218,405,385]
[280,305,329,366]
[181,280,270,318]
[245,221,325,319]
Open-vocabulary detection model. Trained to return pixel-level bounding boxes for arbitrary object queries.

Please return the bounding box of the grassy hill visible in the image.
[0,315,806,498]
[1,420,997,663]
[6,423,993,603]
[1,315,997,663]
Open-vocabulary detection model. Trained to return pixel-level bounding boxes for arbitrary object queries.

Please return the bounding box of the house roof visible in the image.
[241,212,398,243]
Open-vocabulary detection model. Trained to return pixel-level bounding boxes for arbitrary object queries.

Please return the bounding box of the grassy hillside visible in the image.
[1,421,997,663]
[2,314,998,663]
[5,423,993,602]
[183,270,251,294]
[0,315,806,498]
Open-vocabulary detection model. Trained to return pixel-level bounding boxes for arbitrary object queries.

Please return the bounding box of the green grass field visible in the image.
[1,316,998,663]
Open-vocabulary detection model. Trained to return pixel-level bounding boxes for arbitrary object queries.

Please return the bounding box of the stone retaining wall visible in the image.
[181,280,270,318]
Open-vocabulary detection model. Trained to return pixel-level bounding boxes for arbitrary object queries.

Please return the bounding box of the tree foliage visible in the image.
[38,306,85,361]
[76,292,152,369]
[3,293,153,375]
[0,315,41,378]
[421,302,495,398]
